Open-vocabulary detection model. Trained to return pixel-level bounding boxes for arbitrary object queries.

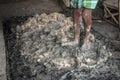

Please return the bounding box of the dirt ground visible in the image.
[0,0,62,19]
[3,13,120,80]
[0,0,120,80]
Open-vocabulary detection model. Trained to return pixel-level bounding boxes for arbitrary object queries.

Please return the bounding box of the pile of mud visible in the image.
[4,13,120,80]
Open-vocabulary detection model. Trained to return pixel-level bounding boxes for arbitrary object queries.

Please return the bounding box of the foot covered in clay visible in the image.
[81,41,90,51]
[81,35,90,50]
[62,39,79,46]
[81,34,94,50]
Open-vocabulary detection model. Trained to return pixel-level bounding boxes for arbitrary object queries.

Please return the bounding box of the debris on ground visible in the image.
[4,13,120,80]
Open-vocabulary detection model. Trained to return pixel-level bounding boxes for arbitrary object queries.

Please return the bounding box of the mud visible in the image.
[3,13,120,80]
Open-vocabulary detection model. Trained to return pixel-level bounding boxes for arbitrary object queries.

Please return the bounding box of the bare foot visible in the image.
[81,33,94,50]
[61,40,79,46]
[81,41,90,51]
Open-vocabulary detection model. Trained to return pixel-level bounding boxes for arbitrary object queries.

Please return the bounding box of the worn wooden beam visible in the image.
[118,0,120,28]
[104,4,118,24]
[104,0,118,10]
[105,13,118,18]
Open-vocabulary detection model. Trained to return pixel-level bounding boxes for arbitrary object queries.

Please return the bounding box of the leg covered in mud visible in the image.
[81,9,92,50]
[62,8,82,46]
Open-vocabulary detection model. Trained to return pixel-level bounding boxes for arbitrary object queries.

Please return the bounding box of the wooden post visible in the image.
[119,0,120,28]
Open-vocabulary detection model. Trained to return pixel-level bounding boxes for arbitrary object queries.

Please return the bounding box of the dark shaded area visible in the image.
[3,17,30,80]
[0,0,62,19]
[0,0,28,4]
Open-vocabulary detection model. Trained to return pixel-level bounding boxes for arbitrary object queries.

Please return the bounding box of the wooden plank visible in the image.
[0,20,6,80]
[103,0,119,26]
[104,0,118,10]
[105,13,118,18]
[119,0,120,29]
[104,4,118,24]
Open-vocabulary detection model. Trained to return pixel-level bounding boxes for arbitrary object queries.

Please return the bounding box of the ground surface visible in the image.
[0,0,119,80]
[3,13,120,80]
[0,0,61,19]
[0,0,61,80]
